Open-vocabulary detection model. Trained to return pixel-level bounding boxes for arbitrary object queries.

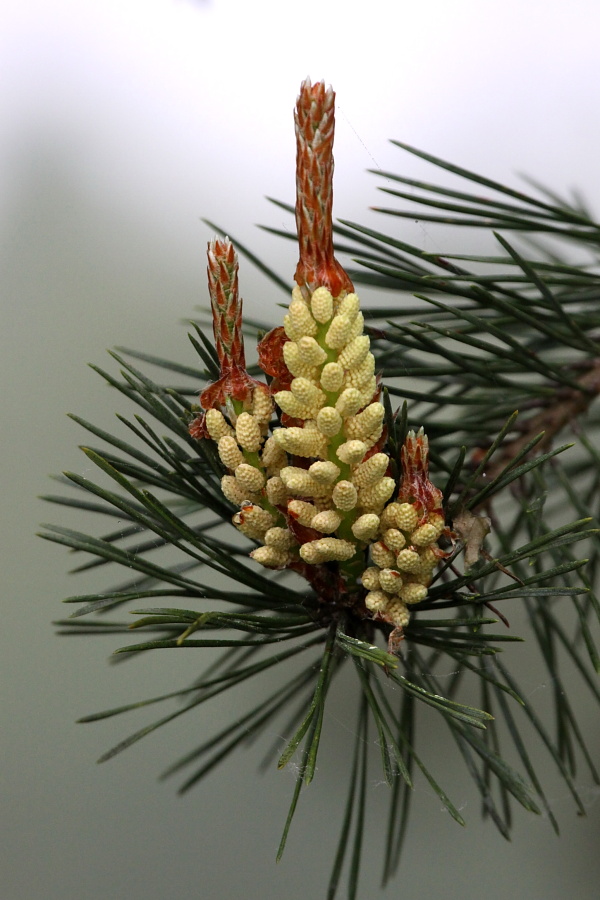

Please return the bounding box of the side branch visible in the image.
[486,359,600,480]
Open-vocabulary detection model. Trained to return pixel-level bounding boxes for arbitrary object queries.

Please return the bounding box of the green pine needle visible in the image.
[44,134,600,898]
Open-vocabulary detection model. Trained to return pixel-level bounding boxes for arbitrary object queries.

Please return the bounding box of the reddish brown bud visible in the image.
[188,412,209,440]
[207,237,246,370]
[199,367,264,410]
[257,326,291,385]
[196,237,268,414]
[397,429,443,515]
[294,79,354,298]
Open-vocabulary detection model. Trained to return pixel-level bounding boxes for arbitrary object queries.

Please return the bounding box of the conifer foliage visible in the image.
[43,79,600,897]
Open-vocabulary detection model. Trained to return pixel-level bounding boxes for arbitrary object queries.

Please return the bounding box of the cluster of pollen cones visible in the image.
[189,79,450,648]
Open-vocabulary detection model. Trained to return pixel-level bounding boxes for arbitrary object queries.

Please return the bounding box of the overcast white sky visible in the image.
[3,0,600,322]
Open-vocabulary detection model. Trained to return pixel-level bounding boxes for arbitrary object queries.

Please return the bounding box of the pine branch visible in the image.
[43,79,600,899]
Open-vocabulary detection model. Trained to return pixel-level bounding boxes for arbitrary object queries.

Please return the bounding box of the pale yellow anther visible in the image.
[310,509,343,533]
[347,311,365,341]
[251,388,274,425]
[302,419,321,434]
[358,476,396,510]
[361,567,381,591]
[336,440,367,465]
[401,583,428,605]
[378,568,404,594]
[291,377,325,409]
[379,504,397,530]
[370,541,397,569]
[381,502,419,533]
[325,314,353,349]
[382,528,406,553]
[296,543,320,564]
[205,408,234,441]
[408,573,431,587]
[283,314,302,342]
[265,476,288,506]
[427,513,446,538]
[337,293,360,320]
[386,598,410,628]
[261,436,287,470]
[291,286,305,303]
[351,513,380,541]
[362,424,384,449]
[273,427,327,458]
[308,460,340,484]
[396,548,422,574]
[283,476,321,498]
[280,466,331,498]
[338,335,370,371]
[344,402,385,441]
[417,547,438,573]
[310,286,334,323]
[234,463,265,494]
[316,406,343,437]
[286,298,317,339]
[239,504,274,531]
[411,523,439,547]
[279,465,309,487]
[282,340,299,370]
[345,353,375,389]
[283,341,317,378]
[235,412,263,452]
[297,336,327,366]
[218,435,244,470]
[356,378,378,408]
[233,505,274,540]
[264,527,296,550]
[397,503,420,532]
[320,362,344,393]
[352,453,389,488]
[365,590,389,613]
[221,474,255,507]
[288,499,317,526]
[335,388,363,418]
[332,480,358,511]
[273,391,315,420]
[299,537,357,564]
[250,545,290,568]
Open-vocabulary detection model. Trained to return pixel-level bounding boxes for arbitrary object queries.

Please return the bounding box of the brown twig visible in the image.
[484,359,600,481]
